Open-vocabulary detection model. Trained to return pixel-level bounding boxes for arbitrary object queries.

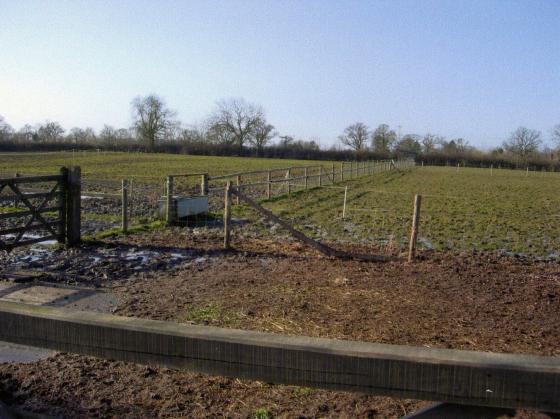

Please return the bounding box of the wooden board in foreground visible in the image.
[0,301,559,413]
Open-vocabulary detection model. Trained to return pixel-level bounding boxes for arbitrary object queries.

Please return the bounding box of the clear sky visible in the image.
[1,0,559,149]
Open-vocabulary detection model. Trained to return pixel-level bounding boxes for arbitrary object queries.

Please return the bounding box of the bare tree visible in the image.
[552,124,560,147]
[208,98,263,154]
[16,124,35,142]
[421,133,438,153]
[339,122,370,151]
[0,116,13,141]
[37,121,64,143]
[250,118,275,156]
[99,125,118,146]
[279,135,295,148]
[395,134,422,156]
[503,127,542,161]
[68,127,96,144]
[371,124,396,153]
[131,94,177,150]
[206,120,236,146]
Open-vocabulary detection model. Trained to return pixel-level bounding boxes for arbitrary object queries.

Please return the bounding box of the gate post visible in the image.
[58,167,68,244]
[66,166,81,246]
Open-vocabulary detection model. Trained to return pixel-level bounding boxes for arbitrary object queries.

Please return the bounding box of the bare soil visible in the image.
[1,228,559,418]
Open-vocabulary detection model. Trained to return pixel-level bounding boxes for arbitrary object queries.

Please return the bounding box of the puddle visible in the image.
[81,195,105,200]
[3,233,58,247]
[418,237,434,250]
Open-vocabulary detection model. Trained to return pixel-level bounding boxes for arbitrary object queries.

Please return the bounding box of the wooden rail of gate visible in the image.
[0,167,81,250]
[0,301,559,417]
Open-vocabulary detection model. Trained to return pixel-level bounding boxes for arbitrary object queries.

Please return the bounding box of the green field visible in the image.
[259,166,560,258]
[2,152,559,257]
[0,151,333,182]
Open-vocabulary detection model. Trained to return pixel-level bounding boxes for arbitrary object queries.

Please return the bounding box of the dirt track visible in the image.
[1,228,559,418]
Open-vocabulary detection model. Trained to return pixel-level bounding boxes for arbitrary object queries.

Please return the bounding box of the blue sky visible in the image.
[1,0,558,149]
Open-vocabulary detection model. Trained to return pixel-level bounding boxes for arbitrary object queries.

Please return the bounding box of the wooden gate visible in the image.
[0,167,80,250]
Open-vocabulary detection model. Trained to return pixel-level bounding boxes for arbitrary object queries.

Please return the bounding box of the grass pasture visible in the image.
[0,151,333,182]
[259,166,560,258]
[1,151,559,257]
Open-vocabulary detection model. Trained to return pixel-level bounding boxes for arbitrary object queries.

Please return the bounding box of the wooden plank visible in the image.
[233,189,337,257]
[0,206,61,220]
[0,191,55,203]
[0,220,60,236]
[6,182,60,239]
[0,300,560,413]
[0,175,62,184]
[167,172,207,178]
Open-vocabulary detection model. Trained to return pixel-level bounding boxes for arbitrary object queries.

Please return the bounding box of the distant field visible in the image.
[259,166,560,258]
[0,151,333,182]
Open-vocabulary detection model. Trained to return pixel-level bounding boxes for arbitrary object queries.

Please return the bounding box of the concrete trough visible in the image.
[158,195,209,219]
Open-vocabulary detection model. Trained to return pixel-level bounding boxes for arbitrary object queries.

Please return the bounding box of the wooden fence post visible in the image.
[319,166,323,187]
[408,194,422,263]
[122,179,128,233]
[58,167,68,244]
[340,162,344,181]
[166,176,174,226]
[236,175,241,205]
[267,170,272,198]
[287,168,291,194]
[13,173,20,208]
[201,174,208,196]
[129,179,133,218]
[224,181,232,249]
[490,164,493,176]
[331,163,335,184]
[66,166,81,246]
[304,167,308,189]
[350,161,353,179]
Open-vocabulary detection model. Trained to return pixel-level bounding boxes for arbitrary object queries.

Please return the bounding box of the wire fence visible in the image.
[5,162,555,258]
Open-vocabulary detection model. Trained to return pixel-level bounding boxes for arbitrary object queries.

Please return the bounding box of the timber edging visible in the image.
[0,300,559,413]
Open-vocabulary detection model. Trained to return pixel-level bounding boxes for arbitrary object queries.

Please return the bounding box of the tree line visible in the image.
[1,94,560,170]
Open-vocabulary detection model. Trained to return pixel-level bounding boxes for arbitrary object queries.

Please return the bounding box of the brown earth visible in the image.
[1,228,560,418]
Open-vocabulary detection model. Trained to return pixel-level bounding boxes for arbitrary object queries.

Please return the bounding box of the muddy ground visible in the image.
[1,227,559,418]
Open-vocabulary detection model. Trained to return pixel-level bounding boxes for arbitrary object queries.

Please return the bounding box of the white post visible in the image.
[342,186,348,219]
